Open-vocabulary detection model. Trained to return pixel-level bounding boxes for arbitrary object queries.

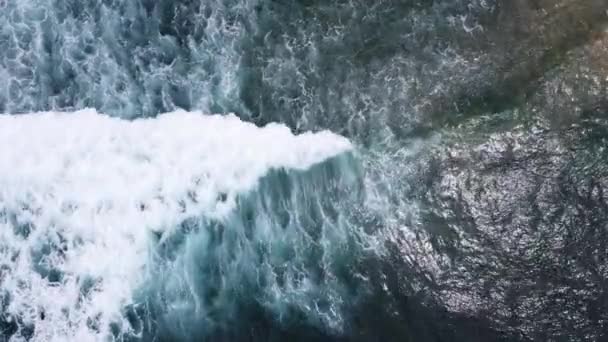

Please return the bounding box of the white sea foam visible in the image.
[0,109,352,341]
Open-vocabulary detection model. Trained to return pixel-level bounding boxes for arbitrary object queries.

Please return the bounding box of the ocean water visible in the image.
[1,1,608,341]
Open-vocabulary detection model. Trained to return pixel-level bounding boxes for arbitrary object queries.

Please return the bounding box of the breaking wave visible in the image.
[0,110,381,341]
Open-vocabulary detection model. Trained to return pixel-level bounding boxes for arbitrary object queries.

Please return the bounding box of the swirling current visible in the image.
[1,1,608,341]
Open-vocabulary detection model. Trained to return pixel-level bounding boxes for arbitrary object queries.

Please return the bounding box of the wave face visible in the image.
[2,0,608,341]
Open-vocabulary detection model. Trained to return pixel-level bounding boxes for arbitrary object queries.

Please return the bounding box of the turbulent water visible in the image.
[1,1,608,341]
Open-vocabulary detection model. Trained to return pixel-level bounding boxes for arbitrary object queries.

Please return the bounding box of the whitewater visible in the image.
[0,109,358,341]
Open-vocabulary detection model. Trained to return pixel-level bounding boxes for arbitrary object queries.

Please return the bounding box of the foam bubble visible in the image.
[0,109,352,341]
